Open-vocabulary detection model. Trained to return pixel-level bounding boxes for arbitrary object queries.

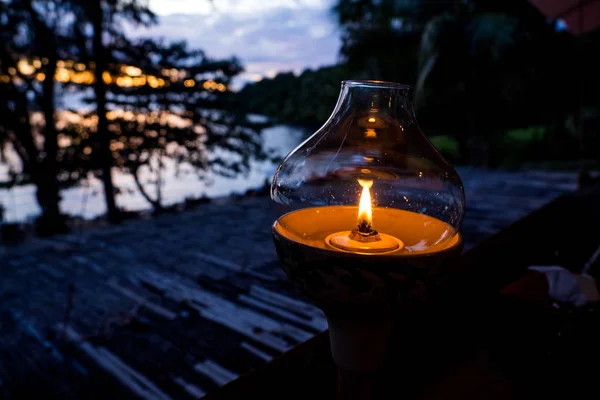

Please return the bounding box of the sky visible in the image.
[135,0,342,89]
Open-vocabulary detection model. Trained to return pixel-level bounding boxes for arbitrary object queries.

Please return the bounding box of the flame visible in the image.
[357,179,373,227]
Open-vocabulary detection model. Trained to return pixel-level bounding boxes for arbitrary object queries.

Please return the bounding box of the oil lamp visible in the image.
[271,80,466,375]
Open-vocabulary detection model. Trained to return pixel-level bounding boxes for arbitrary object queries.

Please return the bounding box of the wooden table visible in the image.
[206,184,600,400]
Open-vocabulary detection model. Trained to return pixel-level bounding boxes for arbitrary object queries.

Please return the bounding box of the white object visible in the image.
[528,266,599,306]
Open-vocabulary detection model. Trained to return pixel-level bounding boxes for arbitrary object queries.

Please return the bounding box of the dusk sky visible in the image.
[136,0,342,88]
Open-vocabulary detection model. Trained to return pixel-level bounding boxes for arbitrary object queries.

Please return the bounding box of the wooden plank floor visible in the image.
[0,169,578,399]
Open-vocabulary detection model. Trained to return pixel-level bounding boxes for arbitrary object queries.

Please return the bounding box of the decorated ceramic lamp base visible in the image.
[272,206,464,374]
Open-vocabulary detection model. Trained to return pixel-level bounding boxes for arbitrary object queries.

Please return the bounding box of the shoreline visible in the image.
[1,167,586,246]
[1,180,271,246]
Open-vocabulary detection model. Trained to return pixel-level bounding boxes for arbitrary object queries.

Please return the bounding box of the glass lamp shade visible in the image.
[271,80,465,253]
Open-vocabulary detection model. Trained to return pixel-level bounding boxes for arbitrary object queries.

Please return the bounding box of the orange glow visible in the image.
[6,58,196,89]
[17,60,35,75]
[201,80,226,92]
[110,142,125,151]
[117,76,133,87]
[72,73,84,84]
[368,117,376,123]
[122,65,142,76]
[277,207,456,255]
[55,68,70,82]
[357,179,373,227]
[81,71,94,84]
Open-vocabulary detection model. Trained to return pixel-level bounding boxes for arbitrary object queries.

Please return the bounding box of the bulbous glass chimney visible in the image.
[271,80,465,252]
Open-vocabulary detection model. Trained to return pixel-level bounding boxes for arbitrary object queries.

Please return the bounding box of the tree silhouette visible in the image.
[1,0,269,230]
[0,0,74,234]
[69,0,156,222]
[414,1,579,165]
[77,39,268,211]
[332,0,454,82]
[331,0,586,166]
[236,65,350,130]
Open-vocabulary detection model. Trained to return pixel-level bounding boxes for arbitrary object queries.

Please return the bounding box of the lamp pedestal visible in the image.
[326,310,393,373]
[273,219,463,396]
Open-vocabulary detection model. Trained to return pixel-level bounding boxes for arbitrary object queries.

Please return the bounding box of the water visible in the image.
[0,125,305,223]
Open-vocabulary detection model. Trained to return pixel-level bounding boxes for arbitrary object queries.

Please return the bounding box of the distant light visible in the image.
[131,76,144,86]
[102,71,112,84]
[72,73,84,84]
[58,136,72,148]
[368,117,376,123]
[81,71,94,84]
[184,79,195,87]
[55,68,70,82]
[110,142,125,151]
[202,80,223,91]
[122,65,142,76]
[555,19,568,32]
[116,76,133,87]
[6,58,181,90]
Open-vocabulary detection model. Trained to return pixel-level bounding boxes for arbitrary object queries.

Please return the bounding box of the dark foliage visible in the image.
[0,0,268,231]
[235,65,350,131]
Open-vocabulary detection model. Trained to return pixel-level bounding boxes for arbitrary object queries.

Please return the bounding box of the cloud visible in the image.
[128,4,341,88]
[149,0,329,16]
